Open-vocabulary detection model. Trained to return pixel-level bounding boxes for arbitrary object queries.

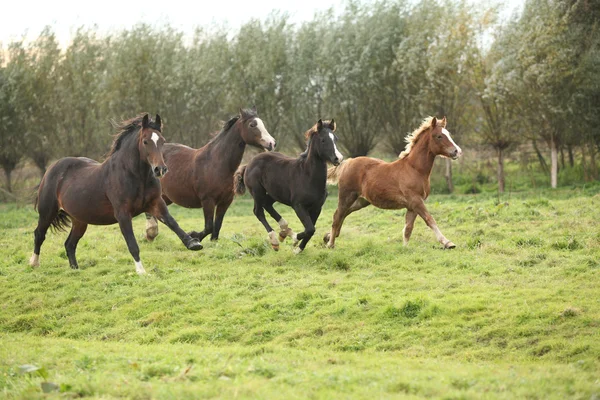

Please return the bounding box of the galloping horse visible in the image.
[30,114,202,275]
[235,119,343,254]
[144,106,276,243]
[324,116,462,249]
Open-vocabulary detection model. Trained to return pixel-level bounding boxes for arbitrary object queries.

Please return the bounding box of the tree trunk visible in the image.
[532,140,549,174]
[3,168,12,193]
[582,145,588,182]
[567,144,574,167]
[550,134,558,188]
[590,141,598,180]
[497,147,505,193]
[445,158,454,193]
[560,147,565,169]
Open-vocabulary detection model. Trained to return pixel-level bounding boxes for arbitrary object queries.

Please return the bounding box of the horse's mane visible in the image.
[398,117,435,159]
[303,120,336,140]
[106,114,161,157]
[208,108,257,142]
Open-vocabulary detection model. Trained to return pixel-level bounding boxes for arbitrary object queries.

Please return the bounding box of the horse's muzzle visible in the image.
[153,166,168,178]
[332,158,341,166]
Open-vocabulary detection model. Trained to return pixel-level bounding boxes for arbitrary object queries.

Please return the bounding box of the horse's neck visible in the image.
[109,134,152,181]
[401,136,436,177]
[302,140,327,183]
[204,125,246,173]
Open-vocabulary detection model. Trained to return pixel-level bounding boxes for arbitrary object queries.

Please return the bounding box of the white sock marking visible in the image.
[135,260,147,275]
[29,253,40,267]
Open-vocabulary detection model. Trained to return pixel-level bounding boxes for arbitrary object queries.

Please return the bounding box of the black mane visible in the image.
[106,114,161,157]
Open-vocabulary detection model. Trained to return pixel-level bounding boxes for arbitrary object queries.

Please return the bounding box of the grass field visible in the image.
[1,184,599,399]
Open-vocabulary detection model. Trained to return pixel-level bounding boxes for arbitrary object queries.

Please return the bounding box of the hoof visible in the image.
[326,242,335,249]
[70,264,79,270]
[291,234,299,247]
[145,229,158,242]
[279,227,293,242]
[293,247,303,255]
[29,253,39,268]
[444,241,456,249]
[137,269,147,275]
[323,232,331,243]
[188,231,203,240]
[268,231,280,251]
[187,239,203,251]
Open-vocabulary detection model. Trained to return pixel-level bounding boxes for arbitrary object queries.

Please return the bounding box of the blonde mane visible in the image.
[398,117,437,159]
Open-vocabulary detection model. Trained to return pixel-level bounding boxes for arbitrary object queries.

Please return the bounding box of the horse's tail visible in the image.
[50,210,71,232]
[33,184,40,211]
[327,159,351,185]
[234,165,247,195]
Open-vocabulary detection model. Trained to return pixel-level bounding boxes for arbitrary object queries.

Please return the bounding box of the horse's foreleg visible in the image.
[64,221,88,269]
[116,213,146,275]
[190,199,214,242]
[211,200,232,241]
[293,205,316,254]
[253,200,279,251]
[325,194,367,248]
[414,203,455,249]
[149,200,202,251]
[144,213,159,241]
[403,210,417,246]
[263,199,295,244]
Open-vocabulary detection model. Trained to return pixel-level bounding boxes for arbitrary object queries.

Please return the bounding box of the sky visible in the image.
[2,0,524,48]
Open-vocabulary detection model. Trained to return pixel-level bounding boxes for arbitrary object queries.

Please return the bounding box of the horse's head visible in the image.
[138,114,168,178]
[311,119,343,166]
[238,106,276,151]
[429,117,462,160]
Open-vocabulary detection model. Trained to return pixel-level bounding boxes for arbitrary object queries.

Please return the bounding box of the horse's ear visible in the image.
[142,114,149,129]
[441,116,447,127]
[329,119,336,131]
[317,119,323,130]
[239,108,244,117]
[155,114,162,129]
[431,117,437,128]
[251,104,257,114]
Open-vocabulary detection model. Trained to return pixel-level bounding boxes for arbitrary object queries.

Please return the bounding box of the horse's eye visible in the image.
[437,135,442,140]
[143,140,148,145]
[250,121,257,128]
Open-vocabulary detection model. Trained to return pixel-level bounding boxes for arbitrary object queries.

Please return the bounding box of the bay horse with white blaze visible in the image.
[145,107,276,243]
[235,119,343,254]
[30,114,202,275]
[325,116,462,249]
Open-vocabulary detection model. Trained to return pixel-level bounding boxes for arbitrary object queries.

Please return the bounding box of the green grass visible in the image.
[1,185,600,398]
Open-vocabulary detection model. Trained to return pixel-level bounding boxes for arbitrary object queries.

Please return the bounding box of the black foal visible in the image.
[234,119,343,253]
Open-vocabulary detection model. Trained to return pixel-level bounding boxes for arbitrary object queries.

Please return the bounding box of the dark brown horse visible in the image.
[30,114,202,275]
[324,116,462,249]
[144,106,276,243]
[234,119,343,254]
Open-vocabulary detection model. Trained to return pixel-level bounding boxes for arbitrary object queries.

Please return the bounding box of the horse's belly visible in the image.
[365,192,407,210]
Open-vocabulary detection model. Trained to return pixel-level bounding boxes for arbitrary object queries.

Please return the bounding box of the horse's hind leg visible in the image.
[30,191,60,267]
[145,213,159,241]
[403,210,417,246]
[252,194,279,251]
[413,201,455,249]
[64,220,88,269]
[263,196,296,244]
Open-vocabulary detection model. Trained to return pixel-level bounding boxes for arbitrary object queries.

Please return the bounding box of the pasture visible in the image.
[1,186,599,398]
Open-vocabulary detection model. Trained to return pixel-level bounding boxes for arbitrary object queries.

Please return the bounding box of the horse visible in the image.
[30,114,202,275]
[144,106,276,243]
[324,116,462,249]
[234,119,343,254]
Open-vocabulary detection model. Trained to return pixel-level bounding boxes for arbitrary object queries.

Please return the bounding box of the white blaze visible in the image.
[255,118,275,148]
[151,132,159,147]
[329,132,343,161]
[442,128,462,155]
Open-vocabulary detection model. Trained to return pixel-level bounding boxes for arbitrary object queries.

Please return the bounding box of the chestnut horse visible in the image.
[324,116,462,249]
[144,107,276,243]
[234,119,343,254]
[30,114,202,275]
